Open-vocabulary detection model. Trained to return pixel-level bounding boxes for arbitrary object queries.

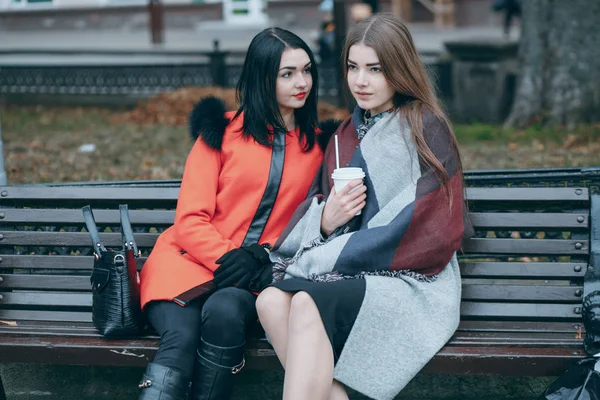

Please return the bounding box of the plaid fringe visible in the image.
[272,235,328,282]
[308,269,438,283]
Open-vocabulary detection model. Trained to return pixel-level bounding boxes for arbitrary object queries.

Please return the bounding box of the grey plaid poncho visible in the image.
[269,107,469,399]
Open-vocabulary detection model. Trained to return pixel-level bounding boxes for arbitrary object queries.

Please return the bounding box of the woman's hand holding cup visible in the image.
[321,178,367,237]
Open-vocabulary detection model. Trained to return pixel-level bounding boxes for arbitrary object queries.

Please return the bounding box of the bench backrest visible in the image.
[0,185,590,326]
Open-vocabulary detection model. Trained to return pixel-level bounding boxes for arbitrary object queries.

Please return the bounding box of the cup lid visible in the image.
[331,167,365,178]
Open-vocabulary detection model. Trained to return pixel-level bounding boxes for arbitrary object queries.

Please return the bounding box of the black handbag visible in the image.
[538,356,600,399]
[83,204,145,337]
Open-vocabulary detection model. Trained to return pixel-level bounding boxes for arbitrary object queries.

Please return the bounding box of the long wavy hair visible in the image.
[234,27,319,152]
[343,13,463,191]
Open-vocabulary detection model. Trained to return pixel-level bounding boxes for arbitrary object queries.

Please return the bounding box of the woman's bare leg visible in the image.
[257,288,347,399]
[283,292,334,400]
[255,287,294,366]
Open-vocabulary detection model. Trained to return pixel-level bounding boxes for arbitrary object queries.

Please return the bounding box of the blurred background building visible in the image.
[0,0,503,31]
[0,0,518,122]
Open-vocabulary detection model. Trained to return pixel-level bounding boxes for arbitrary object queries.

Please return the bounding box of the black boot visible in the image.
[188,339,246,400]
[138,362,189,400]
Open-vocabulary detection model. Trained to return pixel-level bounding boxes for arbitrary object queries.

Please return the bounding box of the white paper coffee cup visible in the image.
[331,167,366,215]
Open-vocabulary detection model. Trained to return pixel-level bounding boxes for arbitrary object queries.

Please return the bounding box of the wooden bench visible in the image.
[1,166,599,398]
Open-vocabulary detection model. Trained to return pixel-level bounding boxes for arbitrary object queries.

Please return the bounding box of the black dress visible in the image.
[272,277,366,363]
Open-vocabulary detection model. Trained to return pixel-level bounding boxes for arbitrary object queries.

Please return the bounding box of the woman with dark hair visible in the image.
[137,27,332,400]
[256,14,472,400]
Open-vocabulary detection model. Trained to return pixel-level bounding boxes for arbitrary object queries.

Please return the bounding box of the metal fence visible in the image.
[0,47,449,107]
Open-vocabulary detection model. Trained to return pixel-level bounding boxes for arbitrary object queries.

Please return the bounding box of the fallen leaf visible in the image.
[563,134,578,149]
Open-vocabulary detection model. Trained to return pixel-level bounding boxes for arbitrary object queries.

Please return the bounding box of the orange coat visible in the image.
[140,112,323,309]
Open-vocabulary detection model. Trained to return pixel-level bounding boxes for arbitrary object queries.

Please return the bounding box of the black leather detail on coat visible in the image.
[241,129,286,246]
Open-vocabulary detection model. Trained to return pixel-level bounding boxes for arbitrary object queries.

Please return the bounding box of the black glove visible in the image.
[248,264,275,292]
[213,244,271,289]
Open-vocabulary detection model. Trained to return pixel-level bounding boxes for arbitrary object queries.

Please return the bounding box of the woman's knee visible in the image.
[256,287,292,319]
[201,287,256,345]
[146,300,202,356]
[288,291,322,333]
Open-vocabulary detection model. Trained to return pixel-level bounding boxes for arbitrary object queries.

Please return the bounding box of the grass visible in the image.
[454,122,600,144]
[1,105,599,184]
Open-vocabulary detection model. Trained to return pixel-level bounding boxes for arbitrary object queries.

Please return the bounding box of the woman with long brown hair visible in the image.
[255,14,471,400]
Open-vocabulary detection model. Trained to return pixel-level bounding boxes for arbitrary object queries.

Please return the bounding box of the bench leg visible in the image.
[0,371,6,400]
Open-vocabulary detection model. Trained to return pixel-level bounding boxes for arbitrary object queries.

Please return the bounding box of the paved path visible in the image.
[0,23,518,65]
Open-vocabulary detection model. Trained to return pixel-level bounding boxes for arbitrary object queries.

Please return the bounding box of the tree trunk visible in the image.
[506,0,600,128]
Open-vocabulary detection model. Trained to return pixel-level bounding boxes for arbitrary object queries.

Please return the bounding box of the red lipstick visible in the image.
[293,92,307,100]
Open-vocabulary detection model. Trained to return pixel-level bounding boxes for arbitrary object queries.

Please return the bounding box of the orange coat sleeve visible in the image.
[173,139,236,272]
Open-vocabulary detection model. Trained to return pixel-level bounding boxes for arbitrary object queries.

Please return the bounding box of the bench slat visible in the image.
[0,324,580,348]
[0,209,175,225]
[0,186,179,201]
[0,256,587,280]
[0,233,588,256]
[0,292,92,307]
[457,320,582,333]
[0,320,582,339]
[0,272,585,293]
[465,187,588,202]
[0,231,159,248]
[449,338,581,348]
[451,330,581,343]
[0,209,589,230]
[462,285,582,302]
[0,309,91,323]
[0,255,96,270]
[469,212,589,229]
[0,255,146,271]
[460,262,586,279]
[1,285,579,305]
[0,275,89,291]
[0,186,588,203]
[463,238,589,255]
[1,285,579,307]
[461,302,579,319]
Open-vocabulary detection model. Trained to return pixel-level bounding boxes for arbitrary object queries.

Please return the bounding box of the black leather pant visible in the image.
[146,286,258,381]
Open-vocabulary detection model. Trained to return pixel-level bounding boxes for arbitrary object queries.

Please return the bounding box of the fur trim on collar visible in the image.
[189,97,230,150]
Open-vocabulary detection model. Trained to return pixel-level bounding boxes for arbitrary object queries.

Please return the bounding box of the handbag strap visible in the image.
[120,204,139,256]
[82,205,107,258]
